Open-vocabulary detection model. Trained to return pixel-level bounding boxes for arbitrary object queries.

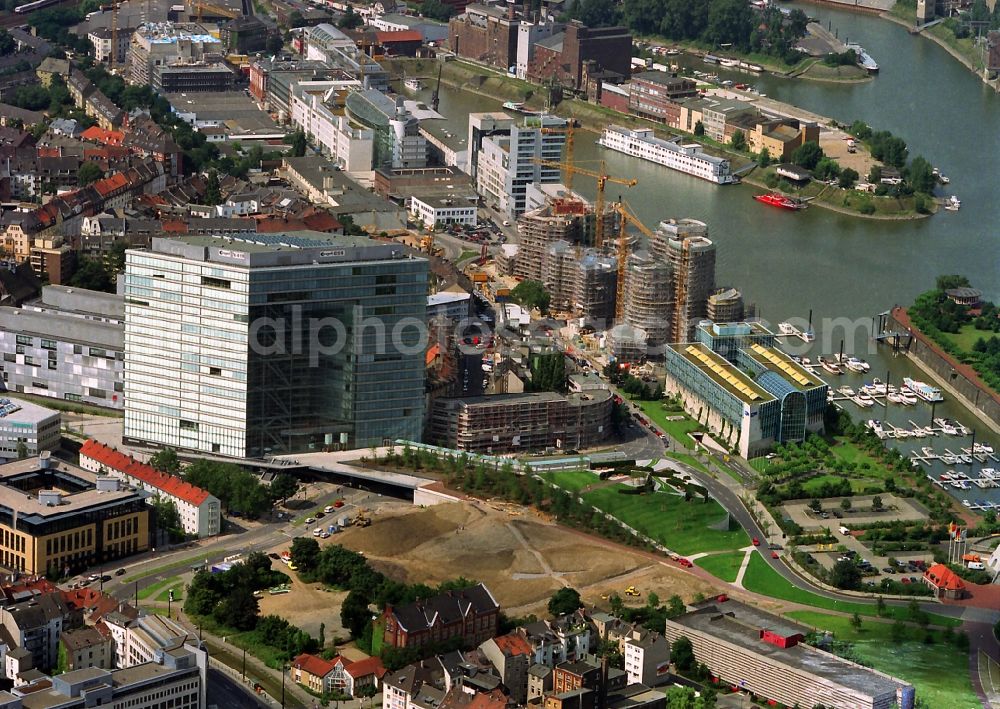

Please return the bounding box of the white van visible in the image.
[312,527,322,537]
[968,561,985,570]
[839,526,850,536]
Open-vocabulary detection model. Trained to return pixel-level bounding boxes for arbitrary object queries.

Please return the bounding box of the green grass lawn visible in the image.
[582,484,748,555]
[801,473,872,495]
[697,551,747,583]
[940,322,991,354]
[634,401,701,448]
[541,470,600,493]
[742,554,961,627]
[137,576,181,602]
[787,611,979,709]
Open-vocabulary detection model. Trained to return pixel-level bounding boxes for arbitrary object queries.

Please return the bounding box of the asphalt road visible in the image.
[207,667,269,708]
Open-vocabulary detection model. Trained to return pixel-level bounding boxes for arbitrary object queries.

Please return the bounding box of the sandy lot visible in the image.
[257,565,350,641]
[332,502,723,616]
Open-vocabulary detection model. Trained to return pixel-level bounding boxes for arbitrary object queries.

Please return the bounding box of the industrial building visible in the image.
[123,232,428,457]
[0,399,60,462]
[0,453,150,576]
[0,286,125,410]
[665,599,914,709]
[663,323,827,457]
[430,389,613,453]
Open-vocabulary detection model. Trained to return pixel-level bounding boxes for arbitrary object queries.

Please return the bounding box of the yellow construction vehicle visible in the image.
[532,159,636,248]
[624,585,640,597]
[353,509,372,527]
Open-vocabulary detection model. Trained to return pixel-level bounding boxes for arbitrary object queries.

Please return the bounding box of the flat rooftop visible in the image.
[165,92,282,133]
[674,601,907,699]
[670,342,774,405]
[697,320,774,338]
[0,398,59,426]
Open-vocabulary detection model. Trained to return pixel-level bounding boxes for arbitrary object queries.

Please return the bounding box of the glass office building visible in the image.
[123,232,427,458]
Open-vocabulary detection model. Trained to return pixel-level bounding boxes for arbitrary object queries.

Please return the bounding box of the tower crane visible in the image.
[612,199,654,321]
[532,159,636,247]
[540,125,575,189]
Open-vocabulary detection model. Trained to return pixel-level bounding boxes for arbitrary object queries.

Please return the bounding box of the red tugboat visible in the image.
[754,192,806,210]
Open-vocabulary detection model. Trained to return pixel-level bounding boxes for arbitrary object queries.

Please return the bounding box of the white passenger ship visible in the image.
[597,125,736,184]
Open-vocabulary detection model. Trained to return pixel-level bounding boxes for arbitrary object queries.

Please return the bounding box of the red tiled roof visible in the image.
[255,217,308,233]
[344,656,386,679]
[161,219,187,233]
[293,653,336,679]
[491,632,532,657]
[301,212,344,233]
[36,147,62,158]
[79,439,212,507]
[92,172,128,197]
[375,30,423,43]
[81,126,125,146]
[924,563,966,591]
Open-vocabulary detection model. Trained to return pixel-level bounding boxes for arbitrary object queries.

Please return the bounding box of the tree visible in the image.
[288,10,306,27]
[646,591,660,609]
[548,587,582,617]
[76,160,104,187]
[693,120,705,137]
[15,441,28,460]
[705,0,752,49]
[270,473,299,503]
[608,592,624,616]
[666,595,686,618]
[0,29,15,57]
[729,129,747,151]
[758,146,771,167]
[830,559,861,590]
[214,584,259,631]
[671,635,695,672]
[838,167,859,189]
[290,129,307,157]
[791,141,823,170]
[149,448,180,474]
[204,170,222,206]
[840,498,852,512]
[338,5,364,29]
[808,498,822,512]
[152,497,183,541]
[291,537,321,572]
[850,612,862,631]
[907,155,936,193]
[69,258,113,293]
[871,496,883,511]
[340,589,371,637]
[511,279,551,313]
[266,34,284,54]
[420,0,454,21]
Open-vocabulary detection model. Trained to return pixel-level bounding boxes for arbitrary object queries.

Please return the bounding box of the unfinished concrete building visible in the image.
[575,251,617,325]
[650,218,708,261]
[665,231,716,343]
[623,249,673,353]
[515,199,588,281]
[544,240,578,313]
[707,287,745,324]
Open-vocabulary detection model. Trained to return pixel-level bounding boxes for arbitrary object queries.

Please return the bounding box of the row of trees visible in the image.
[184,552,289,630]
[621,0,808,64]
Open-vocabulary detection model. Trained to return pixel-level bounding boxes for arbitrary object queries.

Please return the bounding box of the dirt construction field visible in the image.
[326,502,723,616]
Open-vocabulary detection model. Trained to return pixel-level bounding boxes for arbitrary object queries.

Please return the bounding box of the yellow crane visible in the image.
[532,158,636,248]
[612,199,655,321]
[188,0,240,22]
[540,125,575,189]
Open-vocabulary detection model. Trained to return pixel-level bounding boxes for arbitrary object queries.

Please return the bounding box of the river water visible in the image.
[423,3,1000,483]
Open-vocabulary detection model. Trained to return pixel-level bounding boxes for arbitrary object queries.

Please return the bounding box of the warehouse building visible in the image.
[665,599,914,709]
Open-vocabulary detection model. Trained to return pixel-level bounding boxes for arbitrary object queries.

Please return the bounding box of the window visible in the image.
[179,420,199,432]
[73,344,82,355]
[15,335,32,346]
[40,339,57,350]
[89,348,106,358]
[208,366,221,376]
[201,276,231,289]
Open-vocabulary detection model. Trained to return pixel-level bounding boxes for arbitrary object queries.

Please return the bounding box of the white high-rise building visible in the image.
[123,232,428,458]
[474,114,567,219]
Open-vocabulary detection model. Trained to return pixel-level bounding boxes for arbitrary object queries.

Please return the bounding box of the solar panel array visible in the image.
[685,345,761,401]
[0,399,22,419]
[749,344,811,387]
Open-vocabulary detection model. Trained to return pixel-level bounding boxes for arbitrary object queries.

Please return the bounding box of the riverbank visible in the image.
[740,169,933,220]
[881,10,1000,92]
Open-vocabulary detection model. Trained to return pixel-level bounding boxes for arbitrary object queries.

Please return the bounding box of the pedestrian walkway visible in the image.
[733,548,755,588]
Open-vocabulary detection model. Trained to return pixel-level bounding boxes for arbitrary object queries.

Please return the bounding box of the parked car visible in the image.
[115,568,126,576]
[752,538,761,546]
[771,551,779,559]
[677,558,693,568]
[305,517,315,524]
[882,567,895,574]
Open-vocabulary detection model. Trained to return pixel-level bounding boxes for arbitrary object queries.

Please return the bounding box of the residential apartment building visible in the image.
[0,591,70,671]
[622,632,670,687]
[475,115,567,219]
[292,653,386,696]
[123,232,427,457]
[628,73,698,125]
[665,600,914,709]
[289,83,372,175]
[0,453,150,576]
[479,633,533,703]
[0,286,124,410]
[381,583,499,650]
[60,626,113,671]
[78,440,221,538]
[88,27,132,65]
[430,390,612,453]
[0,399,60,462]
